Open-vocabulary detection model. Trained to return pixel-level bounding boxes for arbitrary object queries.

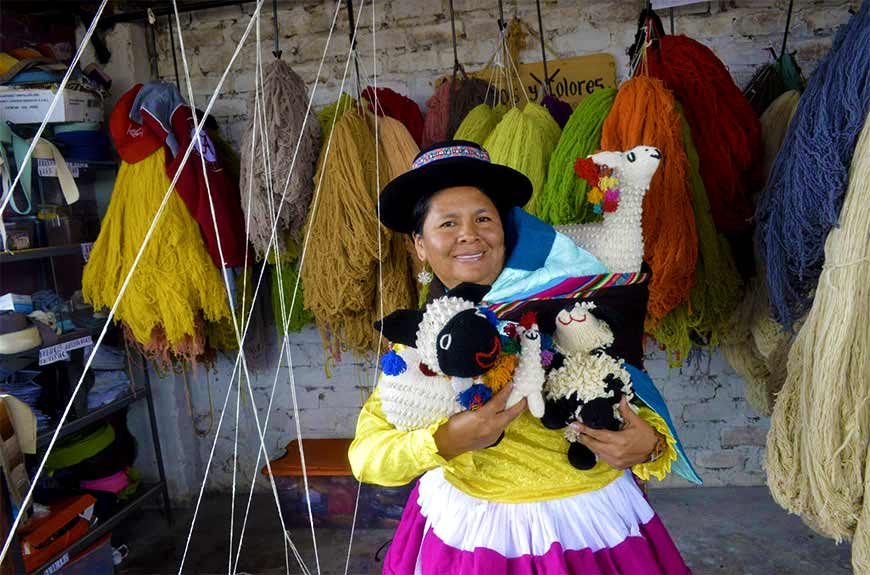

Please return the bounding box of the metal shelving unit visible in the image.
[35,385,147,449]
[29,483,165,575]
[0,244,88,265]
[0,156,172,574]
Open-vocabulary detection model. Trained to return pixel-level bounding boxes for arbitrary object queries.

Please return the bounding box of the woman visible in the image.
[350,141,694,574]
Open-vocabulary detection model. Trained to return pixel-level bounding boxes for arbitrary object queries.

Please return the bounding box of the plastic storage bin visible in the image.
[266,438,414,529]
[2,218,37,250]
[57,535,113,575]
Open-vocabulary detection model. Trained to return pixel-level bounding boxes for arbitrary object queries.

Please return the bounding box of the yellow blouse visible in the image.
[348,386,677,504]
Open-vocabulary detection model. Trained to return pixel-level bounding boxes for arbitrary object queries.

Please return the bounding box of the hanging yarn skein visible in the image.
[601,76,698,323]
[83,149,231,358]
[743,51,805,117]
[362,86,425,147]
[302,111,391,356]
[756,3,870,329]
[646,35,763,237]
[239,59,321,257]
[422,76,489,148]
[541,93,573,129]
[376,115,418,319]
[537,88,616,225]
[721,90,802,416]
[759,90,801,186]
[272,239,314,336]
[765,112,870,574]
[453,103,502,146]
[651,111,743,366]
[318,93,357,142]
[483,102,561,215]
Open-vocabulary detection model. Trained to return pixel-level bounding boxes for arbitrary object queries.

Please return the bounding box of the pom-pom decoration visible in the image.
[519,311,538,330]
[380,349,408,376]
[458,383,493,411]
[483,354,518,392]
[478,306,499,327]
[540,349,555,368]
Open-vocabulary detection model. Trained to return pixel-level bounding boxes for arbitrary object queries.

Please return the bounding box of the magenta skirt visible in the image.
[383,469,693,575]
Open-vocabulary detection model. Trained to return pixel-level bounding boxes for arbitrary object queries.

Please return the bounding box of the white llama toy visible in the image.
[506,319,547,418]
[556,145,661,273]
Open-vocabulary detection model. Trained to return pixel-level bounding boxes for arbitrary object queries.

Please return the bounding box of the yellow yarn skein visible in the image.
[83,149,230,350]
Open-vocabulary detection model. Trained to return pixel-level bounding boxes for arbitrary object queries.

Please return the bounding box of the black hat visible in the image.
[378,140,532,234]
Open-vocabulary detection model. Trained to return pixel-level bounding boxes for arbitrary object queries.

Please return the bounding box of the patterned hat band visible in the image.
[412,145,491,170]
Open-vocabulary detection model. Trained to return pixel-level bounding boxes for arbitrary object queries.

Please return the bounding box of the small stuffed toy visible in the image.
[555,145,662,273]
[374,283,502,431]
[505,313,546,417]
[540,301,635,470]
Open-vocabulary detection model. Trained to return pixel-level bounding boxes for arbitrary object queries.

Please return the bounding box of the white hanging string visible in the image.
[501,27,515,106]
[230,358,242,574]
[0,0,108,250]
[169,2,310,573]
[226,1,365,572]
[235,3,370,571]
[226,16,269,575]
[503,30,530,106]
[0,1,262,565]
[345,1,383,571]
[245,17,293,572]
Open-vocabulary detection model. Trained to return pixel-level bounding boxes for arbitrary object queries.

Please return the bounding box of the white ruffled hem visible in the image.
[416,468,655,558]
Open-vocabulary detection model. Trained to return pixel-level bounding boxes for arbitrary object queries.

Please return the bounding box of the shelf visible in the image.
[0,327,101,362]
[28,482,165,575]
[36,386,148,449]
[0,243,88,263]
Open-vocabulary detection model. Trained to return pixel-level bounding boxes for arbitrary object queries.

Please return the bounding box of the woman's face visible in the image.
[413,186,506,290]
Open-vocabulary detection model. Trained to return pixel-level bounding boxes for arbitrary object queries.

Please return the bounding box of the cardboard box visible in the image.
[0,87,102,124]
[0,293,33,313]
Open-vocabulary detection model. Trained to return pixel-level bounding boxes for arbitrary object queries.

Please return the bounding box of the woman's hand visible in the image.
[434,384,527,460]
[570,396,659,470]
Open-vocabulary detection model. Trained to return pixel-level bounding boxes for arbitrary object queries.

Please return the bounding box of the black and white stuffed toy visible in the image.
[374,283,502,432]
[540,301,635,470]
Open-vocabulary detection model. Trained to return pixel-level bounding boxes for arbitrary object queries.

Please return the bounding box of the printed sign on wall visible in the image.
[449,53,617,108]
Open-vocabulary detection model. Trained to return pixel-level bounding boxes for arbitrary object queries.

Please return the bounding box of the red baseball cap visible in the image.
[110,84,163,164]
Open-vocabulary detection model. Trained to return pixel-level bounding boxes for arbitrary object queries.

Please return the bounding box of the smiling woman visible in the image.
[412,186,506,289]
[350,140,694,575]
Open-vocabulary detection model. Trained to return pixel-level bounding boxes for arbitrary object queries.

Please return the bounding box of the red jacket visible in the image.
[137,85,248,268]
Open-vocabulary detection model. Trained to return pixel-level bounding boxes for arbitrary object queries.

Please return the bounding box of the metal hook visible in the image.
[534,0,551,96]
[779,0,795,59]
[346,0,362,101]
[272,0,282,59]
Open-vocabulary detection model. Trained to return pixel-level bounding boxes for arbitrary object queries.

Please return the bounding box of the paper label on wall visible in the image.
[651,0,707,8]
[36,158,86,178]
[441,53,617,108]
[39,335,93,366]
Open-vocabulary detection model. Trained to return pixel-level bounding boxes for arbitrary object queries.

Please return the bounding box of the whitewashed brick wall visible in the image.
[125,0,857,500]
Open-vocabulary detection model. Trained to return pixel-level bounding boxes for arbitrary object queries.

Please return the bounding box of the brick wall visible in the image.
[127,0,857,499]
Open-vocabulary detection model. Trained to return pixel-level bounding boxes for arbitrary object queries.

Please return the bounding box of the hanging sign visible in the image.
[451,53,617,108]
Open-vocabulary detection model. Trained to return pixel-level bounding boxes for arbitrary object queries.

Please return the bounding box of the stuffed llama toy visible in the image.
[505,316,547,418]
[540,301,635,470]
[374,283,502,431]
[556,145,662,273]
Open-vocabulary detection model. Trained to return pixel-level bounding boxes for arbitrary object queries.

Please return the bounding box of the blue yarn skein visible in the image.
[755,2,870,329]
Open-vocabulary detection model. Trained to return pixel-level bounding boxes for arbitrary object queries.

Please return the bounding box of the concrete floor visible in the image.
[115,486,853,575]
